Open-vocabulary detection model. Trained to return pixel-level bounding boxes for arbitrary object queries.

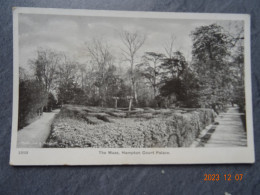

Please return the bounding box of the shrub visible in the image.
[19,79,48,129]
[44,106,215,148]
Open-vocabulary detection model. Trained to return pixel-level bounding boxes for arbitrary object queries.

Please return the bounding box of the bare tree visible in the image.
[164,34,176,58]
[56,55,79,105]
[19,67,30,81]
[138,52,165,98]
[30,48,61,93]
[226,21,244,48]
[86,39,114,107]
[119,30,146,104]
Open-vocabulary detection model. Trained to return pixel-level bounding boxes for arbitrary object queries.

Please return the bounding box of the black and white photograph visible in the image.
[10,8,254,165]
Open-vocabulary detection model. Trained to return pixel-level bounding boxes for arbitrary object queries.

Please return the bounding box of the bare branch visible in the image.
[164,34,176,58]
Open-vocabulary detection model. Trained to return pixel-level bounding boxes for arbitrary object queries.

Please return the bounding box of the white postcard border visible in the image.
[10,7,255,165]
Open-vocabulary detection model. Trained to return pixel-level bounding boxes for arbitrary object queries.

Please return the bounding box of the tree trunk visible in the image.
[153,86,157,99]
[129,99,133,111]
[115,99,118,109]
[134,82,138,105]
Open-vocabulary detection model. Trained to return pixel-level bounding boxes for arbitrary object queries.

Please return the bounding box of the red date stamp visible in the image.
[204,174,243,181]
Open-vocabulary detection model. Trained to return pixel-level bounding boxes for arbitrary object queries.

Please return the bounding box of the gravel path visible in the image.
[17,109,60,148]
[197,106,247,147]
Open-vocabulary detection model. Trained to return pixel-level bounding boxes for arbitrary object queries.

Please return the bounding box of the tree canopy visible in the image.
[19,22,246,128]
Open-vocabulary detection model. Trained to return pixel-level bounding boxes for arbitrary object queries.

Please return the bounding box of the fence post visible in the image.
[127,96,133,111]
[112,97,119,109]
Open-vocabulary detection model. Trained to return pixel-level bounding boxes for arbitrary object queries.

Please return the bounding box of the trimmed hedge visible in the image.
[44,106,215,148]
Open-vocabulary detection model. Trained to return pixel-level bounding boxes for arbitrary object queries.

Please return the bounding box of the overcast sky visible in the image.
[18,13,242,72]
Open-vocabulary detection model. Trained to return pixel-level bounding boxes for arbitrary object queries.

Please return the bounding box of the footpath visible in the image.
[17,109,60,148]
[191,106,247,147]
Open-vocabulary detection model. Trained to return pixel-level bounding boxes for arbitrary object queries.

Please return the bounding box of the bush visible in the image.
[44,92,57,112]
[44,106,215,148]
[19,79,48,129]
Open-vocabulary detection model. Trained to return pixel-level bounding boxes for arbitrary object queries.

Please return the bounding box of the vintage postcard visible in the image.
[10,7,254,165]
